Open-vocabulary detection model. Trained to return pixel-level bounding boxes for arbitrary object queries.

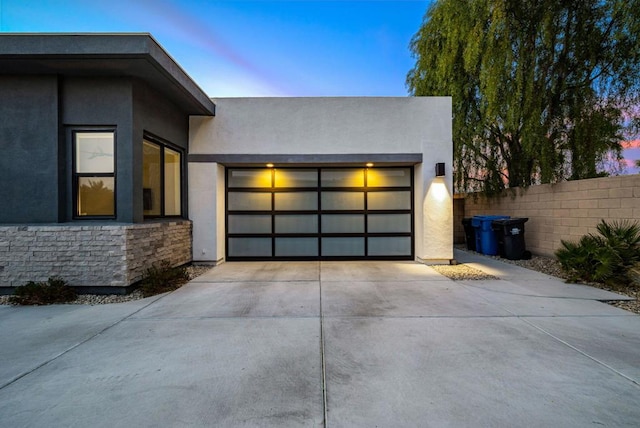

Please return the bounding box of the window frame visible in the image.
[72,129,117,220]
[142,134,184,219]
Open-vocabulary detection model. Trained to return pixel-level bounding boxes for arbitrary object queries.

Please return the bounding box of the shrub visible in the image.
[556,220,640,286]
[10,277,77,305]
[139,261,189,297]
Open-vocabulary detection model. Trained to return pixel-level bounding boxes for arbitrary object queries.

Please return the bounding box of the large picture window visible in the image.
[74,131,115,217]
[143,138,182,217]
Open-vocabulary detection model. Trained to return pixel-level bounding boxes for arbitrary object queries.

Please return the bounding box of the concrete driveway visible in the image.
[1,250,639,427]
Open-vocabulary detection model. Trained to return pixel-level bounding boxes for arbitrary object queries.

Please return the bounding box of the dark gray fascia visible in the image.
[0,33,215,116]
[188,153,423,166]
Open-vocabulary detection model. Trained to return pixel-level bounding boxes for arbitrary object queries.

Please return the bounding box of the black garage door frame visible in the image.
[225,166,415,261]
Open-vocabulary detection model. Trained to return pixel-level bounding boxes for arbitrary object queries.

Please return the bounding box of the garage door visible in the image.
[226,167,413,260]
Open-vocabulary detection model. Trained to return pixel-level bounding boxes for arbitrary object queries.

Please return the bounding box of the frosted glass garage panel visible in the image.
[367,168,411,187]
[367,191,411,210]
[275,169,318,188]
[321,237,365,256]
[275,215,318,233]
[228,215,271,234]
[228,192,271,211]
[368,214,411,233]
[321,214,364,233]
[275,238,318,257]
[321,192,364,210]
[228,169,272,188]
[274,192,317,210]
[228,238,272,257]
[321,169,364,187]
[368,237,412,256]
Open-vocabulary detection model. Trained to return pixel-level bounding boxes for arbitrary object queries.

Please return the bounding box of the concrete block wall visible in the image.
[462,175,640,257]
[0,220,192,290]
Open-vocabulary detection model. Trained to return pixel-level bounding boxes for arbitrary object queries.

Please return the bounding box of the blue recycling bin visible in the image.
[471,215,510,255]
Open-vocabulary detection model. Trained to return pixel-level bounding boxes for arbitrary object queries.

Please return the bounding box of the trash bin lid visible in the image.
[472,215,509,227]
[493,218,528,226]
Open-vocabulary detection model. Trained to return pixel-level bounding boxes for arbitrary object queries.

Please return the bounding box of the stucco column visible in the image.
[189,162,225,263]
[416,163,454,263]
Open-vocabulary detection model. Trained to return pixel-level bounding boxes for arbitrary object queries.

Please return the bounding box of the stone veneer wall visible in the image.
[0,220,192,290]
[462,175,640,257]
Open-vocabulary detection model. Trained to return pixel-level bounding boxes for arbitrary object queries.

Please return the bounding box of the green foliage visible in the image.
[555,220,640,286]
[407,0,640,195]
[10,277,77,305]
[139,261,189,297]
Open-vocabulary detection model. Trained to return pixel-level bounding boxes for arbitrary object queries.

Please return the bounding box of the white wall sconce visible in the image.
[435,162,445,177]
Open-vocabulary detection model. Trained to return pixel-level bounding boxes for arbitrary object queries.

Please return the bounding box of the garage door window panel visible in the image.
[367,191,411,210]
[275,215,318,234]
[322,214,365,233]
[228,215,271,234]
[228,192,272,211]
[274,192,318,211]
[276,238,319,257]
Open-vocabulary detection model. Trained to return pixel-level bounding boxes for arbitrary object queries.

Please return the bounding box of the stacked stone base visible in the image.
[0,220,192,293]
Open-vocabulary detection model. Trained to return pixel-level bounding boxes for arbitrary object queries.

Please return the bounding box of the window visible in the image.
[143,138,182,217]
[74,131,115,217]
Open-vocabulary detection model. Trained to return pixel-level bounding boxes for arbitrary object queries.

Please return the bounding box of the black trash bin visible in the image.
[461,218,476,251]
[491,218,529,260]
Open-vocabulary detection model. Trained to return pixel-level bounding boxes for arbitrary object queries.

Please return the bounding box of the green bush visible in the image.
[10,277,77,305]
[139,261,189,297]
[556,220,640,286]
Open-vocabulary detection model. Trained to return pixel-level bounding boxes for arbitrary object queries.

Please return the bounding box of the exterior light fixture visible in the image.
[266,163,274,168]
[366,162,374,168]
[435,162,445,177]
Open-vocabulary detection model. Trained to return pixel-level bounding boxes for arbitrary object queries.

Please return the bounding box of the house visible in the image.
[0,33,452,293]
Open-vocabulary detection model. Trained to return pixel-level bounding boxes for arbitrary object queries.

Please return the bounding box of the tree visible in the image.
[407,0,640,194]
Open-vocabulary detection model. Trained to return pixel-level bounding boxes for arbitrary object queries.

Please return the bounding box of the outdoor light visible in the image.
[435,162,445,177]
[366,162,374,168]
[266,163,274,168]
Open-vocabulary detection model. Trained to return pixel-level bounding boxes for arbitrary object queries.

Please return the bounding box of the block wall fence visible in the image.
[458,175,640,257]
[0,220,192,292]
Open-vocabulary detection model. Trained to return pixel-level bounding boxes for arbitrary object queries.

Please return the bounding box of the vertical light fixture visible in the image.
[435,162,445,177]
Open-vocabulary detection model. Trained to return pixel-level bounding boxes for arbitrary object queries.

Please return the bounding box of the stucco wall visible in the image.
[0,76,60,223]
[462,175,640,257]
[0,220,191,291]
[189,97,453,262]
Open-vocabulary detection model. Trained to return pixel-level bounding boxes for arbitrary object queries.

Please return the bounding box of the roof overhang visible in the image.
[0,33,215,116]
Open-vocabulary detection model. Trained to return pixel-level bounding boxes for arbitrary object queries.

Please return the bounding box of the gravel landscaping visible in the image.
[429,264,498,281]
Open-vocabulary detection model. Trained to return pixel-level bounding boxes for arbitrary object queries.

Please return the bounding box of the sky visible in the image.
[0,0,431,97]
[0,0,637,173]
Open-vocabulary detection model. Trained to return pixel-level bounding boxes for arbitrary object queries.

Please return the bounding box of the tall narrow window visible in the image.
[74,131,115,217]
[164,147,181,216]
[143,141,162,216]
[143,138,182,217]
